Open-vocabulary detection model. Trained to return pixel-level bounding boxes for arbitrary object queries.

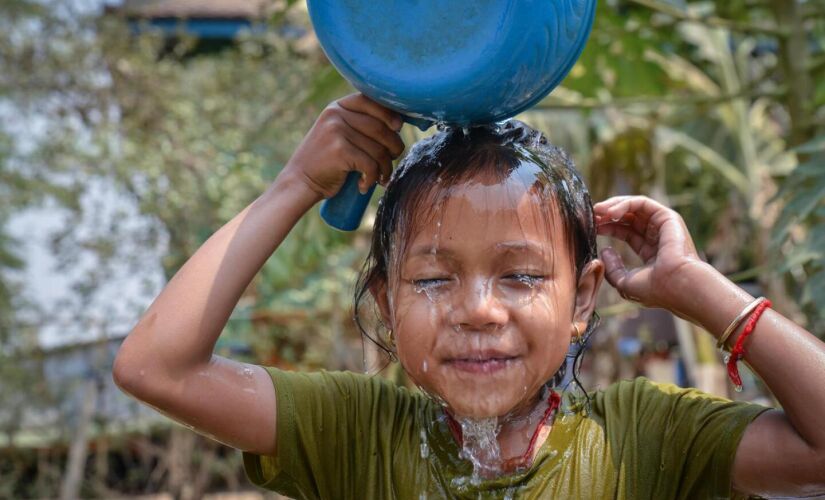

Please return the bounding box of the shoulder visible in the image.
[261,366,430,421]
[593,376,736,412]
[586,378,769,498]
[589,376,768,440]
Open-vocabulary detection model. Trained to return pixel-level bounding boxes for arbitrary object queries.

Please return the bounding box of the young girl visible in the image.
[113,94,825,499]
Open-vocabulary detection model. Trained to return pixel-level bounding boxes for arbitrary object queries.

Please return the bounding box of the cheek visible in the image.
[392,291,441,361]
[520,290,572,352]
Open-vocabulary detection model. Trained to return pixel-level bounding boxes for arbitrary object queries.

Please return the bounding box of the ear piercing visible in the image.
[570,323,583,345]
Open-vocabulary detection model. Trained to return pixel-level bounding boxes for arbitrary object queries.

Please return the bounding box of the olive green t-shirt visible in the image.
[242,368,769,499]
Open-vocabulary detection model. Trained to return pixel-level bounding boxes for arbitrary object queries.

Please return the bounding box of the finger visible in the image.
[595,197,665,243]
[338,107,405,158]
[600,246,629,291]
[341,136,381,194]
[597,223,650,258]
[596,212,653,239]
[603,197,669,224]
[338,93,404,132]
[599,247,646,302]
[343,127,393,185]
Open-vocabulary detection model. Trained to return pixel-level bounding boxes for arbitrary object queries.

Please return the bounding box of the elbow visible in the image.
[112,344,142,397]
[112,335,156,399]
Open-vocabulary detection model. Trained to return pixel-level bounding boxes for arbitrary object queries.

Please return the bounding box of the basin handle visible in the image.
[320,115,433,231]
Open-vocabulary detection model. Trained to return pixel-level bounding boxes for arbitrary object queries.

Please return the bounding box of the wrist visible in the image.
[267,168,325,208]
[667,261,755,338]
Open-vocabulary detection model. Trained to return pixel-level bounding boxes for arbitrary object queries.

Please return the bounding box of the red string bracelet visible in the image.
[726,299,772,392]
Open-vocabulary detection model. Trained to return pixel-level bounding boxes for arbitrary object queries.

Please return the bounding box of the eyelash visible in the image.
[506,274,546,286]
[412,274,545,287]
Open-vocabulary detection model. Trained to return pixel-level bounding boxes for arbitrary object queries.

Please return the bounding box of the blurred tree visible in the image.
[530,0,824,333]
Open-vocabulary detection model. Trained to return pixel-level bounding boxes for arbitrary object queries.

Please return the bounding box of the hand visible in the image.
[594,195,707,314]
[280,93,406,200]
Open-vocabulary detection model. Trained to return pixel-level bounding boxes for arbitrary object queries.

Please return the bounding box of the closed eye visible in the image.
[412,278,450,288]
[504,274,546,286]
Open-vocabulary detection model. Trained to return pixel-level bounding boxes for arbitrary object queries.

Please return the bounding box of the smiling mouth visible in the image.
[445,356,519,374]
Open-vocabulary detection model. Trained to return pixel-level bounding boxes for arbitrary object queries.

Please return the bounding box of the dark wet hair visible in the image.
[354,120,599,385]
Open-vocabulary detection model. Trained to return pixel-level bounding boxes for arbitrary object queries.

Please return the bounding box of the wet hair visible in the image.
[354,120,599,387]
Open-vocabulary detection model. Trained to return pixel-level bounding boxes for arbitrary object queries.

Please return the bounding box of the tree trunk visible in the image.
[59,378,98,500]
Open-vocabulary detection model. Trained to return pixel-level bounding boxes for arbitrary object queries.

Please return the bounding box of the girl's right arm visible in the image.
[112,94,405,455]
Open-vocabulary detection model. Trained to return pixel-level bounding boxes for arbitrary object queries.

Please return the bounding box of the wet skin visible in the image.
[376,170,604,435]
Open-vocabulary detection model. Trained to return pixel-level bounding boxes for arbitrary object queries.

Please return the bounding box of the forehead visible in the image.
[403,176,572,263]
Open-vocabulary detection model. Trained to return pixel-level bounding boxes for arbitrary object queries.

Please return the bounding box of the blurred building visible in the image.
[113,0,274,40]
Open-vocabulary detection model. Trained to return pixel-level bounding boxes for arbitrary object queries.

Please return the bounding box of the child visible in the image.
[113,94,825,499]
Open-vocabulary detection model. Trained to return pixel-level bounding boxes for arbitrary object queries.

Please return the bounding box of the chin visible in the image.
[441,390,521,419]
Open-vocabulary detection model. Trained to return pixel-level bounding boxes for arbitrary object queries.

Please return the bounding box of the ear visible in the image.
[572,259,605,336]
[369,278,393,329]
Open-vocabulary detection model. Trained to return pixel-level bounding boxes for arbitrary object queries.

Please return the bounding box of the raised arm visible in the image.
[112,94,404,455]
[594,195,825,498]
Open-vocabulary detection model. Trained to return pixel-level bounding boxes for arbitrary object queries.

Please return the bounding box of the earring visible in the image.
[388,329,396,349]
[570,323,583,345]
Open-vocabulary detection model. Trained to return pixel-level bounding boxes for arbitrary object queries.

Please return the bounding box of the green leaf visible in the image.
[793,135,825,154]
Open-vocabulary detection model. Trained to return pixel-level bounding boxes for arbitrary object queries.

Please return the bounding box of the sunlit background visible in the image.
[1,0,823,497]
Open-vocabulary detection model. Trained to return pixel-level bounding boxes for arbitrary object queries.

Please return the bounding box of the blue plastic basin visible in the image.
[307,0,597,127]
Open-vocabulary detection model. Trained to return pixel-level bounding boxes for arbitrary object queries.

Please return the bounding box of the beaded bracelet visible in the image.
[725,298,772,392]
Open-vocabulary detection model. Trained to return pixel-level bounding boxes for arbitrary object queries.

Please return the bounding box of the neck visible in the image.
[445,388,560,476]
[497,389,558,467]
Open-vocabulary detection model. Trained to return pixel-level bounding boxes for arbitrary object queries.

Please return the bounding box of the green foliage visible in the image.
[530,1,823,332]
[772,135,825,330]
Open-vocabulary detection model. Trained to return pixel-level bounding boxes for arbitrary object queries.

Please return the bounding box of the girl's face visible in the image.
[378,171,603,418]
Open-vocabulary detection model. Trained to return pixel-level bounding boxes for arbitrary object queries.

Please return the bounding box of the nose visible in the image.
[449,277,508,332]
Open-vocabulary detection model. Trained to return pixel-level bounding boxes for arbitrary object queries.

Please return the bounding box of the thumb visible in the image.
[600,247,643,302]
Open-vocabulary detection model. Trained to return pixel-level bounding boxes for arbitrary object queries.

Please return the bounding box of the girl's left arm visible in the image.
[594,195,825,498]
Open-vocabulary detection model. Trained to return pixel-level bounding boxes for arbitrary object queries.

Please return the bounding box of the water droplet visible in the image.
[242,367,253,378]
[422,360,429,373]
[419,428,430,459]
[734,385,744,393]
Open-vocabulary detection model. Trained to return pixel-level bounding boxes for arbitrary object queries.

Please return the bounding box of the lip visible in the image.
[444,350,520,374]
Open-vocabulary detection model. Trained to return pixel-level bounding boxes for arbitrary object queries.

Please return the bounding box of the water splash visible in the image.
[457,416,502,482]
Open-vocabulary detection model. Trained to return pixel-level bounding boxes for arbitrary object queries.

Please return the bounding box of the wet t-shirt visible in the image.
[242,368,769,499]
